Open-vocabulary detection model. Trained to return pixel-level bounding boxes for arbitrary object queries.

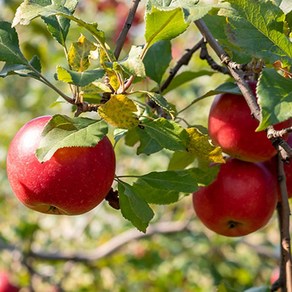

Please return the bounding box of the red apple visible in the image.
[6,116,116,215]
[0,272,19,292]
[192,159,278,237]
[270,267,280,285]
[208,81,291,162]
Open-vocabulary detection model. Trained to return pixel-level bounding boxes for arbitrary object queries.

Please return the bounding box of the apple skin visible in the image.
[192,159,278,237]
[0,272,19,292]
[270,267,280,285]
[208,82,292,162]
[6,116,116,215]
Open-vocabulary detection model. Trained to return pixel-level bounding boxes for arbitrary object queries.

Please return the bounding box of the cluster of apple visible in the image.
[6,116,116,215]
[192,81,292,237]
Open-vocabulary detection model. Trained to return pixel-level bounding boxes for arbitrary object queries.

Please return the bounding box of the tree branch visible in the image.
[28,221,191,263]
[160,38,204,93]
[199,41,230,75]
[194,19,261,121]
[114,0,141,60]
[277,155,292,292]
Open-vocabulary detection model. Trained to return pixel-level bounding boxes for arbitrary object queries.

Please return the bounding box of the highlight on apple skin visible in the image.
[6,116,116,215]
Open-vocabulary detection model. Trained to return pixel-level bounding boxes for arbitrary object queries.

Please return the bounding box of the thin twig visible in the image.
[199,41,230,75]
[114,0,141,60]
[160,38,204,93]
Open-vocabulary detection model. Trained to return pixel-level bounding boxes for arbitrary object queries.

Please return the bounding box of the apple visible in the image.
[208,81,292,162]
[0,272,19,292]
[6,116,116,215]
[270,267,280,285]
[192,158,278,237]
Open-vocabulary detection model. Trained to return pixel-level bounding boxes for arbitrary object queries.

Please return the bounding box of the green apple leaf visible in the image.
[0,21,28,65]
[162,70,214,94]
[55,66,105,86]
[136,169,200,193]
[256,68,292,131]
[118,181,154,233]
[199,82,242,99]
[43,13,106,48]
[219,0,292,64]
[125,118,188,155]
[119,46,146,78]
[41,0,78,46]
[143,91,176,118]
[143,118,188,151]
[145,6,189,48]
[203,14,250,63]
[125,126,163,155]
[36,114,108,162]
[0,55,41,78]
[132,167,218,205]
[167,151,196,170]
[12,0,71,27]
[133,182,179,205]
[134,118,188,155]
[13,1,106,49]
[146,0,173,10]
[176,1,217,22]
[143,40,172,84]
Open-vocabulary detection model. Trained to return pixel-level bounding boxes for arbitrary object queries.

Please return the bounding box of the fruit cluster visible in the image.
[192,81,292,237]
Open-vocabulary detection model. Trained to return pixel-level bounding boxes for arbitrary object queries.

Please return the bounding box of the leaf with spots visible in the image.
[186,127,225,164]
[98,95,139,129]
[67,34,97,72]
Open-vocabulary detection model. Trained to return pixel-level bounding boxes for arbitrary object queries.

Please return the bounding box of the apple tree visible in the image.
[0,0,292,291]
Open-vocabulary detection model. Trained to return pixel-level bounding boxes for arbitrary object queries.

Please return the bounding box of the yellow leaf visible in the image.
[68,34,97,72]
[105,68,120,92]
[186,128,225,164]
[98,94,139,129]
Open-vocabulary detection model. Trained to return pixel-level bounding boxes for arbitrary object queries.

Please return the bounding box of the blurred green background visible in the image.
[0,0,282,291]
